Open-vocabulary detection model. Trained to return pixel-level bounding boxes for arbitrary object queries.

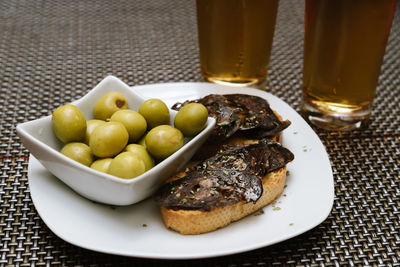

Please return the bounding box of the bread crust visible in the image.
[160,166,287,235]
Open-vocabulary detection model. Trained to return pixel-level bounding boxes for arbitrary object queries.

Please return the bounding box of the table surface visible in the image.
[1,0,399,266]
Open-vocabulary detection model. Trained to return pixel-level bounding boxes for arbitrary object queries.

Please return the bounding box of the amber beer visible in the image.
[302,0,397,130]
[196,0,279,87]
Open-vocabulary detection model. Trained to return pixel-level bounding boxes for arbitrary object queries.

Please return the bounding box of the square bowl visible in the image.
[16,76,216,206]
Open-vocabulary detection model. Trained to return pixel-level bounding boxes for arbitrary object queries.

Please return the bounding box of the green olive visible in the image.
[174,103,208,137]
[89,121,129,158]
[84,119,106,145]
[145,125,184,160]
[138,99,170,129]
[93,92,129,120]
[110,110,147,142]
[52,104,86,143]
[61,142,94,166]
[90,158,113,173]
[125,144,155,171]
[107,152,145,179]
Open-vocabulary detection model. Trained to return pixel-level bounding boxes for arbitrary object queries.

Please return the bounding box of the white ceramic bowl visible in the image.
[16,76,216,206]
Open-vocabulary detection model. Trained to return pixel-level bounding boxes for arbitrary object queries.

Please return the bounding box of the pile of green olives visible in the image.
[51,92,208,180]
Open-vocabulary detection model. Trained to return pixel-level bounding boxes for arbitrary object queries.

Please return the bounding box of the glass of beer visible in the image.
[196,0,279,87]
[302,0,397,130]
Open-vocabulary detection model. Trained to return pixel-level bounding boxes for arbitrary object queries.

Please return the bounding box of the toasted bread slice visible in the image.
[160,166,286,235]
[155,102,292,235]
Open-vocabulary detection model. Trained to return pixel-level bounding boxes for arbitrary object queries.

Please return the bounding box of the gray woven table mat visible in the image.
[1,0,399,266]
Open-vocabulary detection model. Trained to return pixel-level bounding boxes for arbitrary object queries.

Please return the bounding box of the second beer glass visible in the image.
[302,0,397,130]
[196,0,279,87]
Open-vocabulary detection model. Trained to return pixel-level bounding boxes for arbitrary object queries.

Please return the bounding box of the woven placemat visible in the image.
[0,0,399,266]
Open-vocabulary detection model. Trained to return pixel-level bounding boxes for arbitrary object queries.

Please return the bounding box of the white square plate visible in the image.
[28,82,334,259]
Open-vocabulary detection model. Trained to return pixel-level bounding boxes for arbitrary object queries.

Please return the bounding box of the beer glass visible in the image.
[196,0,279,87]
[302,0,397,130]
